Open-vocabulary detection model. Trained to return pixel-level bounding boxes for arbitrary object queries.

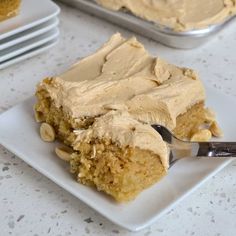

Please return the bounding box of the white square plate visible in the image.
[0,27,59,63]
[0,38,59,70]
[0,17,59,51]
[0,0,60,40]
[0,87,234,231]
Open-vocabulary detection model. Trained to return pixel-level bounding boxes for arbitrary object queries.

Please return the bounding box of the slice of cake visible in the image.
[0,0,21,22]
[34,33,222,202]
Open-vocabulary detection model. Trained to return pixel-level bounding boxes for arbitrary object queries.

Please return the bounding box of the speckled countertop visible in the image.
[0,2,236,236]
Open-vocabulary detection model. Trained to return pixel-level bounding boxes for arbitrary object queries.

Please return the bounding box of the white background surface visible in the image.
[0,2,236,235]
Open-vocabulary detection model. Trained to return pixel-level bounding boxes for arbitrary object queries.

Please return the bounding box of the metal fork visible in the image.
[152,125,236,167]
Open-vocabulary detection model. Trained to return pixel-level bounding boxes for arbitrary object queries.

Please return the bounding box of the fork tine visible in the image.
[151,125,173,143]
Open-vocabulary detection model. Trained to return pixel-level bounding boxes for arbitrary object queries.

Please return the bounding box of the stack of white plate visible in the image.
[0,0,60,69]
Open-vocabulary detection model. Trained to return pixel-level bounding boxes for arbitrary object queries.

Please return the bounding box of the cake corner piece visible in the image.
[70,111,169,202]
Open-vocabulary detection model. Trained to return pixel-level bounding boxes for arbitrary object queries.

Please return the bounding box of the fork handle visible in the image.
[197,142,236,157]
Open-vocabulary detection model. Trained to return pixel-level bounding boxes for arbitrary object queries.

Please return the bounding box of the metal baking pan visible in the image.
[58,0,236,49]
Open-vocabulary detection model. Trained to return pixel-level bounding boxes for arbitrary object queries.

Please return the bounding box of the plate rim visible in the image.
[0,37,59,70]
[0,27,59,63]
[0,17,59,51]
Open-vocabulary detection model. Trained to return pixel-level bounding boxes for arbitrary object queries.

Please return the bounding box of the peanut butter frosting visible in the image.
[95,0,236,31]
[38,33,205,129]
[73,111,170,170]
[37,33,206,169]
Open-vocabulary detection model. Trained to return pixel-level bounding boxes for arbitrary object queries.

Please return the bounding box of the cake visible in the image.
[34,33,222,202]
[95,0,236,31]
[0,0,21,22]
